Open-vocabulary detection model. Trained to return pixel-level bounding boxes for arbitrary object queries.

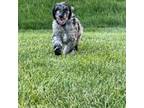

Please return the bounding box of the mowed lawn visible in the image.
[18,28,126,108]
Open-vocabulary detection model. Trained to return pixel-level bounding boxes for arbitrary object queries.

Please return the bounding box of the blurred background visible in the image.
[18,0,126,29]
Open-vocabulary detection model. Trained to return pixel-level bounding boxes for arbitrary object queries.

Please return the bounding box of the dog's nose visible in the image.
[59,14,63,18]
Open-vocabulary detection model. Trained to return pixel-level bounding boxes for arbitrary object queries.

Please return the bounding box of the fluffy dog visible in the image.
[52,2,83,55]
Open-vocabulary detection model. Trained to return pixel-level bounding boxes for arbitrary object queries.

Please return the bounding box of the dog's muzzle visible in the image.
[56,14,68,25]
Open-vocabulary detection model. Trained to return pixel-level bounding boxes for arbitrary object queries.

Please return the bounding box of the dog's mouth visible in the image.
[56,16,68,25]
[56,14,68,25]
[57,18,67,25]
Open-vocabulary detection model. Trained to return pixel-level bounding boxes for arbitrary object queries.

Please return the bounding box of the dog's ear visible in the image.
[62,2,72,19]
[67,4,72,19]
[52,4,56,20]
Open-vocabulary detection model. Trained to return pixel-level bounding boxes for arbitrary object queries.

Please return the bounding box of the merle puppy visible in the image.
[52,2,83,55]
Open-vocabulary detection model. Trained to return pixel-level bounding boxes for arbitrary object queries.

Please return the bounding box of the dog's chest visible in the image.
[63,22,79,41]
[63,33,68,43]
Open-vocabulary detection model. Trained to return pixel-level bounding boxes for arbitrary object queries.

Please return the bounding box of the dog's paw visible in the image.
[54,45,62,56]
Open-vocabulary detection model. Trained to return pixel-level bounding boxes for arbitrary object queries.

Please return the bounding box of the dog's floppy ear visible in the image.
[52,4,56,20]
[62,2,72,19]
[67,4,72,19]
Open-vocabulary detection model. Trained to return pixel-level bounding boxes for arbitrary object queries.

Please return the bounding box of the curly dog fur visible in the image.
[52,2,83,55]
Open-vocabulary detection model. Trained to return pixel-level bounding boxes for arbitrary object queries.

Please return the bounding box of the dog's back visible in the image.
[71,13,83,41]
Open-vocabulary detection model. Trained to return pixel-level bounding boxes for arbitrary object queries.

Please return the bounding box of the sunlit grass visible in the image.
[18,28,125,108]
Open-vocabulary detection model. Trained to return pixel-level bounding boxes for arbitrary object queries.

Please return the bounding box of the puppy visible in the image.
[52,2,83,55]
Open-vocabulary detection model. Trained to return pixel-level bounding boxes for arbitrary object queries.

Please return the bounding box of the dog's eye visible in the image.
[64,8,68,11]
[55,8,59,12]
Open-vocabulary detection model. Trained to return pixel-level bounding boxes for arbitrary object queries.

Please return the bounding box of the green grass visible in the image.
[18,0,126,29]
[18,28,126,107]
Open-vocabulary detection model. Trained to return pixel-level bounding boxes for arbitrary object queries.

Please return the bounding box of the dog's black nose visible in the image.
[59,14,63,18]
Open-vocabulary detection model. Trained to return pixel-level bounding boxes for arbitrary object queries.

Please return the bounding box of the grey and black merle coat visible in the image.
[52,2,83,55]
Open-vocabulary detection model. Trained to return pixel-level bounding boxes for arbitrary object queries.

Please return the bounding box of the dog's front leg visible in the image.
[52,21,64,55]
[52,35,63,55]
[63,43,72,55]
[63,40,75,55]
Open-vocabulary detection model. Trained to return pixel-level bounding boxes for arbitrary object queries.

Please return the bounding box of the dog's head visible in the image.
[52,2,72,25]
